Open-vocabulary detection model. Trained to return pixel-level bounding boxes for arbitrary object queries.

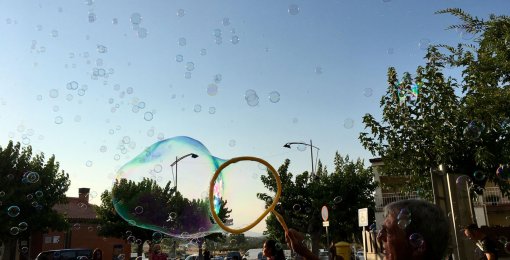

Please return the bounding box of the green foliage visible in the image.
[360,9,510,196]
[0,141,70,242]
[258,155,376,253]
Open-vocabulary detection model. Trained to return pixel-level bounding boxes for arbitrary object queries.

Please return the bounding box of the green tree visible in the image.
[258,154,376,255]
[0,141,70,260]
[359,9,510,197]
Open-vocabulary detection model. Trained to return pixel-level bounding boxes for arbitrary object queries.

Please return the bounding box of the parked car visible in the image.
[36,249,93,260]
[225,252,242,260]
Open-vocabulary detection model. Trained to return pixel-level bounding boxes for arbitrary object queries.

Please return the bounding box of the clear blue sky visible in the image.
[1,0,508,235]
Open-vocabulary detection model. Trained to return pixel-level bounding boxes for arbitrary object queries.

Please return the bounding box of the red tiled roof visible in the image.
[53,197,98,220]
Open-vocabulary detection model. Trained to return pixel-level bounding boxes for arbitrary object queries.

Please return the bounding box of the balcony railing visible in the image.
[375,192,423,211]
[475,186,510,206]
[376,187,510,209]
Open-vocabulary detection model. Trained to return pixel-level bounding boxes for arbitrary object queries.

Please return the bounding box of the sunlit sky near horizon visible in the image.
[1,0,509,235]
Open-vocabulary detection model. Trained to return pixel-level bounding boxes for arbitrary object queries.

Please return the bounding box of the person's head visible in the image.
[263,239,285,260]
[463,224,484,240]
[377,199,449,260]
[153,244,162,254]
[92,248,102,260]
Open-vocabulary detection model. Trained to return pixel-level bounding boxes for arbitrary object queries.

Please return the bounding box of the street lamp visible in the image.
[283,140,320,178]
[170,153,199,190]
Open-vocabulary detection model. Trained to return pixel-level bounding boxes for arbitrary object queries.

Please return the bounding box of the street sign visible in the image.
[323,221,330,227]
[358,208,368,227]
[321,205,329,221]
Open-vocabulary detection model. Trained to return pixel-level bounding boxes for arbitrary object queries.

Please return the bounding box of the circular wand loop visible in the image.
[209,156,288,233]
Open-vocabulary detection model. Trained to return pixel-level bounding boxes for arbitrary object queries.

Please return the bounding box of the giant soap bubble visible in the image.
[113,136,227,239]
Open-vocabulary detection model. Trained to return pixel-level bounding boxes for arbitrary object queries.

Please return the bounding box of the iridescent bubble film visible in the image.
[113,136,226,238]
[397,208,411,229]
[409,233,424,248]
[497,164,510,181]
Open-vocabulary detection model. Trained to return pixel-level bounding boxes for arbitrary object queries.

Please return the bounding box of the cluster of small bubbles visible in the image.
[293,204,301,212]
[314,66,323,74]
[463,121,484,139]
[397,208,411,229]
[10,227,20,235]
[8,206,21,217]
[55,116,64,124]
[209,107,216,114]
[186,62,195,71]
[207,84,218,96]
[418,38,431,50]
[194,104,202,113]
[245,89,259,107]
[177,9,186,17]
[222,17,230,26]
[231,36,240,44]
[409,233,424,248]
[97,45,108,53]
[88,12,97,23]
[228,139,236,147]
[178,37,187,46]
[134,206,144,215]
[144,112,154,121]
[268,91,281,103]
[363,88,373,97]
[344,118,354,129]
[387,48,394,55]
[85,160,93,167]
[288,4,300,15]
[497,164,510,181]
[200,49,207,56]
[176,55,184,62]
[333,196,342,204]
[49,89,59,98]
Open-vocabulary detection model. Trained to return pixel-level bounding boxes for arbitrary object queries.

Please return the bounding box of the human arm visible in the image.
[485,252,496,260]
[285,229,319,260]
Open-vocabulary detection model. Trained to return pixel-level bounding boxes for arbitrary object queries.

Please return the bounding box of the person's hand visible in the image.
[285,229,318,260]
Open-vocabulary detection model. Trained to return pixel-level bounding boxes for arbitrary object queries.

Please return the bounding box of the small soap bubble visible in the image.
[314,66,323,74]
[409,233,424,248]
[137,28,148,38]
[176,9,186,17]
[200,49,207,56]
[333,196,342,204]
[136,239,143,245]
[473,171,486,181]
[194,105,202,113]
[127,235,136,243]
[228,139,236,147]
[222,17,230,26]
[10,227,20,235]
[213,29,222,37]
[176,55,184,62]
[86,160,93,167]
[463,121,484,139]
[268,91,281,103]
[152,232,163,242]
[49,89,59,98]
[293,204,301,212]
[418,38,430,50]
[26,171,40,183]
[144,112,154,121]
[397,218,410,229]
[344,119,354,129]
[387,48,394,55]
[26,194,34,200]
[456,175,472,185]
[207,84,218,96]
[215,36,223,45]
[88,12,96,23]
[185,72,192,79]
[131,13,142,25]
[178,37,187,46]
[297,144,307,151]
[135,206,143,215]
[35,190,43,197]
[73,223,81,230]
[208,107,216,114]
[245,89,259,107]
[8,206,21,217]
[214,74,222,83]
[497,164,510,181]
[21,247,29,254]
[51,30,59,37]
[112,18,118,24]
[363,88,373,97]
[97,45,108,53]
[67,81,79,90]
[185,62,195,71]
[231,36,240,44]
[118,254,125,260]
[288,4,300,15]
[0,191,5,197]
[55,116,64,124]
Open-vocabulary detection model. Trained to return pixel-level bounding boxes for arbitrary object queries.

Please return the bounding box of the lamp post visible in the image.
[283,140,320,178]
[170,153,199,190]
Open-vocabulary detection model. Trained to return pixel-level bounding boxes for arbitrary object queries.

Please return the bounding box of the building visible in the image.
[28,188,131,260]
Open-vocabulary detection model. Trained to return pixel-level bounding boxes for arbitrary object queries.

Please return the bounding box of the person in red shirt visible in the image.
[150,244,168,260]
